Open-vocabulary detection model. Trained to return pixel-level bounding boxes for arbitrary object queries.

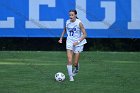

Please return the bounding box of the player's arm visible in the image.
[58,27,66,43]
[73,22,87,46]
[79,22,87,42]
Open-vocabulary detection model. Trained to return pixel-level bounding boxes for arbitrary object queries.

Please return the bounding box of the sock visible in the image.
[75,63,79,70]
[75,65,78,70]
[67,65,73,77]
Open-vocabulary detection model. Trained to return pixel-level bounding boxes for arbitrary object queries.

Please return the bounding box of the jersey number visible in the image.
[69,31,74,36]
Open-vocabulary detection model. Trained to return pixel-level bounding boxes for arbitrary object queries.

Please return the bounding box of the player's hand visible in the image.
[58,39,62,43]
[73,42,79,46]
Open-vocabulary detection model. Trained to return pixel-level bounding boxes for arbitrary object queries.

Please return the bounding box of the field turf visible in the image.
[0,51,140,93]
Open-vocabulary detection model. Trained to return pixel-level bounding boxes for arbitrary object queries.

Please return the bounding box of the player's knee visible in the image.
[67,58,72,65]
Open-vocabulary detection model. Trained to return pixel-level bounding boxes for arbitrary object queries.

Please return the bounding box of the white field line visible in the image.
[1,58,139,63]
[0,60,139,66]
[82,60,139,63]
[0,61,65,66]
[0,58,63,63]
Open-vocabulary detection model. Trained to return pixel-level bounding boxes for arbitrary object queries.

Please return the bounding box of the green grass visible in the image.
[0,51,140,93]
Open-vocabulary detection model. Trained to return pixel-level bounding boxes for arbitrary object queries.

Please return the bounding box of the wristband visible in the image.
[77,40,80,43]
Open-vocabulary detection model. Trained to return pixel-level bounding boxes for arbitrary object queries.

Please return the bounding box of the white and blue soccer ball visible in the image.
[55,72,65,82]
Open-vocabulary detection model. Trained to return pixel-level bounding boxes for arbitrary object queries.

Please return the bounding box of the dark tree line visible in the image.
[0,38,140,51]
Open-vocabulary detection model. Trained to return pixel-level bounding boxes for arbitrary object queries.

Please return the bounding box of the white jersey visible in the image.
[66,19,87,46]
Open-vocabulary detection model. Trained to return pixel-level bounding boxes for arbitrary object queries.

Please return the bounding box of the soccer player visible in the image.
[58,10,87,81]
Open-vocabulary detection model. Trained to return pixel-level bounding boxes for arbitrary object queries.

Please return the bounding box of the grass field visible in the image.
[0,51,140,93]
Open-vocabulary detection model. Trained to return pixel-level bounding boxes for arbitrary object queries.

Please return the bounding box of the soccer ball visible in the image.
[55,72,65,82]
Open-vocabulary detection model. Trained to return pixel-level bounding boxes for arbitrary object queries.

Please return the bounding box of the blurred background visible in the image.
[0,0,140,51]
[0,38,140,51]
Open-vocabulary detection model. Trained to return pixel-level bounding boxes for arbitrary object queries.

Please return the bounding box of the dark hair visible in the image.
[69,9,78,19]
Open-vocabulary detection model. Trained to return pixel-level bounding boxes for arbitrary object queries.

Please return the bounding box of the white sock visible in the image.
[67,65,73,77]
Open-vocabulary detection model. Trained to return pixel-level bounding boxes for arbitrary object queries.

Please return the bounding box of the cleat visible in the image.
[72,63,79,76]
[69,76,74,81]
[72,70,78,76]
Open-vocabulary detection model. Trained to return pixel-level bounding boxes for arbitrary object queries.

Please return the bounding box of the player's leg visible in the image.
[73,45,84,76]
[66,49,74,81]
[72,53,80,76]
[67,49,73,65]
[74,53,80,70]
